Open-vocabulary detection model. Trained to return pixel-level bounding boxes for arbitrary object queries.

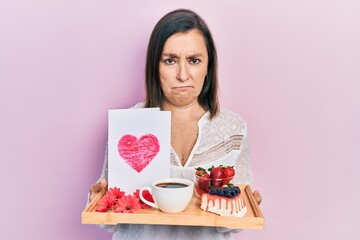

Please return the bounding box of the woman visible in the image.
[90,9,262,240]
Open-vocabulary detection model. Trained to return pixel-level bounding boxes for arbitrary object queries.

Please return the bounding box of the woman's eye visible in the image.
[164,59,175,65]
[189,58,200,64]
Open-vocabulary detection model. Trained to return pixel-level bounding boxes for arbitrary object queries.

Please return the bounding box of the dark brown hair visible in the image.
[144,9,219,119]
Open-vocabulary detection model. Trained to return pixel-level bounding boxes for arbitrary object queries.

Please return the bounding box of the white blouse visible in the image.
[97,103,253,240]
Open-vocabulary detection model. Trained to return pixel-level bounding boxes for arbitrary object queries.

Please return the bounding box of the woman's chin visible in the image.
[165,94,198,107]
[173,98,198,107]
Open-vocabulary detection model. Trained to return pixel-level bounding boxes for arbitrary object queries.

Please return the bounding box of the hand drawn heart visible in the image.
[117,134,160,173]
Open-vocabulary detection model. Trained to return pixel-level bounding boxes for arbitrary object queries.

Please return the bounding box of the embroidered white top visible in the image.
[97,102,253,240]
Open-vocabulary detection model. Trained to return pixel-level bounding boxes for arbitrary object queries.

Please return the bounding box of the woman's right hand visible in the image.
[89,179,107,202]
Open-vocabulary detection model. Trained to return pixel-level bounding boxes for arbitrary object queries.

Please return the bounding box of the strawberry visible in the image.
[209,165,224,187]
[195,186,206,197]
[195,167,207,176]
[198,173,211,192]
[222,166,235,184]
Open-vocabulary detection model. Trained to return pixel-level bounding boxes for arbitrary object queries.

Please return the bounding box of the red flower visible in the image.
[115,194,141,213]
[106,187,125,204]
[95,195,116,212]
[133,189,154,209]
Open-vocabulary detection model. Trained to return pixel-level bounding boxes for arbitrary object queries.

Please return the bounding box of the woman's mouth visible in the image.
[173,86,193,90]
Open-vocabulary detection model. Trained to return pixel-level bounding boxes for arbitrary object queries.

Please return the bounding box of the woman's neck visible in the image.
[162,100,205,120]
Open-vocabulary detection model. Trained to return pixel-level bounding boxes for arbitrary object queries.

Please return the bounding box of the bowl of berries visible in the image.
[194,165,236,197]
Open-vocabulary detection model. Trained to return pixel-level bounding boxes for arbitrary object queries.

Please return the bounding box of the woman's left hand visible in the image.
[253,190,262,205]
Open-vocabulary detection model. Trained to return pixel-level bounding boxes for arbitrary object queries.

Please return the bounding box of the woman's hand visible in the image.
[253,190,262,205]
[89,179,107,202]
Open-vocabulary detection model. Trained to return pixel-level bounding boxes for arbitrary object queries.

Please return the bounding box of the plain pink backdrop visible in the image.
[1,0,359,239]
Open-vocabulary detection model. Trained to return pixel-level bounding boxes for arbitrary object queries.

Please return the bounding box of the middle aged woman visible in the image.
[90,9,262,240]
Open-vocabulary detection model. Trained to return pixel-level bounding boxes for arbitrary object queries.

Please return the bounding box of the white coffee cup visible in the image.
[139,178,194,213]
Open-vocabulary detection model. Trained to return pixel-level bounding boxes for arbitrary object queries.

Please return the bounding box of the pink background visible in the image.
[1,0,359,239]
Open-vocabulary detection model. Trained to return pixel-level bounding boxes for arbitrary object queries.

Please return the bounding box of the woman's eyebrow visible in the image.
[161,53,178,58]
[161,53,204,58]
[186,53,204,59]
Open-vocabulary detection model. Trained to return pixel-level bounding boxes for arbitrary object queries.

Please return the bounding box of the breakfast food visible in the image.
[195,165,247,217]
[200,185,247,217]
[194,165,235,196]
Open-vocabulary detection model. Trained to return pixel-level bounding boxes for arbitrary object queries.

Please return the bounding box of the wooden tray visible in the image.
[82,184,264,229]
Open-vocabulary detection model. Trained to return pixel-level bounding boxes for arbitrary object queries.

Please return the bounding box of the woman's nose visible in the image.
[176,62,190,82]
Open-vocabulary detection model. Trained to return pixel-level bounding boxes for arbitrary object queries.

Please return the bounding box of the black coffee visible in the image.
[156,182,189,189]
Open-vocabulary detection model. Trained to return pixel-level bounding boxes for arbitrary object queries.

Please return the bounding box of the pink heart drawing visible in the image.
[117,133,160,173]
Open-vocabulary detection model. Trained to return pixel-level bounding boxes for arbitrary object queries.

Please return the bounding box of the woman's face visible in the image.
[159,29,208,107]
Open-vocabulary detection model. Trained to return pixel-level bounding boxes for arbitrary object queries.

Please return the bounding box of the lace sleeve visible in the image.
[233,129,253,185]
[98,144,108,181]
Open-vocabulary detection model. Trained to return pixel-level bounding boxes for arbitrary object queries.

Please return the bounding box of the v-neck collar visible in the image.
[171,111,210,167]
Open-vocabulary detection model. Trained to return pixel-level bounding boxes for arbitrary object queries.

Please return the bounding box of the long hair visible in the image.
[144,9,219,119]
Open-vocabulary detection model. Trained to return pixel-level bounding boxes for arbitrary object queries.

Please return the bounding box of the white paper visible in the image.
[108,108,171,193]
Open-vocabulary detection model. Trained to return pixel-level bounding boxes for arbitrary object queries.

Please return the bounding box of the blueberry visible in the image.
[218,189,224,196]
[233,186,241,195]
[224,189,236,198]
[228,189,236,198]
[219,187,230,196]
[233,186,240,195]
[209,188,218,195]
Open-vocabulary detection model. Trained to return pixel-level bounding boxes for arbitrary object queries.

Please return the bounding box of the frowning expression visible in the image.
[159,29,208,107]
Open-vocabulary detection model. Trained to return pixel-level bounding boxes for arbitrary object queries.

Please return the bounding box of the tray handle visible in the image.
[84,183,108,212]
[244,185,263,218]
